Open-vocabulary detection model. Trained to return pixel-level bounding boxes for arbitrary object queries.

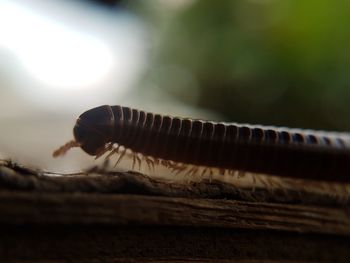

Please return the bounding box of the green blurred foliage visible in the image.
[130,0,350,131]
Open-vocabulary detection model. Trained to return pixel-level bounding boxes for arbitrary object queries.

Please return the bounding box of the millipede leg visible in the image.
[114,148,126,167]
[130,152,143,171]
[257,175,268,188]
[161,160,171,168]
[153,158,160,166]
[131,153,137,170]
[237,170,245,179]
[144,158,152,171]
[169,161,177,169]
[187,165,199,176]
[136,153,143,171]
[144,156,155,171]
[206,168,215,182]
[275,178,285,190]
[201,167,207,176]
[219,168,226,176]
[185,166,193,176]
[266,177,278,189]
[190,166,197,176]
[95,143,114,160]
[105,145,121,160]
[251,173,257,192]
[171,163,187,175]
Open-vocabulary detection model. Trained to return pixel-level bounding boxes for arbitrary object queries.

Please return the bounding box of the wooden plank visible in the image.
[1,159,350,235]
[1,225,349,262]
[0,191,349,235]
[1,160,350,206]
[1,160,350,262]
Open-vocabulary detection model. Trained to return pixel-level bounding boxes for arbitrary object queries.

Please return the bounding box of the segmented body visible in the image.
[54,105,350,183]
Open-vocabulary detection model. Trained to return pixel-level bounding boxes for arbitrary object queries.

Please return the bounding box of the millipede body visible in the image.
[54,105,350,183]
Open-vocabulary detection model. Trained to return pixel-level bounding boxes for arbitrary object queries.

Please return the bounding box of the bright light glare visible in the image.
[0,1,114,89]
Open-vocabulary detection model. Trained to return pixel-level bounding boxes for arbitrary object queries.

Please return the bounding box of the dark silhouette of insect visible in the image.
[53,105,350,182]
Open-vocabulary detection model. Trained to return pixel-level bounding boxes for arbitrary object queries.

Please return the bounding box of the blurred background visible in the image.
[1,0,350,171]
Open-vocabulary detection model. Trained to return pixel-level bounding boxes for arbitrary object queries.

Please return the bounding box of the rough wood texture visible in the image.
[1,225,350,262]
[0,159,350,235]
[0,191,349,235]
[1,159,350,262]
[1,159,350,206]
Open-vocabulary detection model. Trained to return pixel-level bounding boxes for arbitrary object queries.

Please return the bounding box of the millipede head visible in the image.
[73,105,115,156]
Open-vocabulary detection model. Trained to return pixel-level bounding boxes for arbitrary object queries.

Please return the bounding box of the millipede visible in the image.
[53,105,350,183]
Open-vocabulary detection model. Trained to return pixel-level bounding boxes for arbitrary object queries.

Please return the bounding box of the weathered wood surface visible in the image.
[1,159,350,206]
[0,159,350,235]
[0,190,349,235]
[1,225,350,263]
[2,225,350,262]
[1,159,350,262]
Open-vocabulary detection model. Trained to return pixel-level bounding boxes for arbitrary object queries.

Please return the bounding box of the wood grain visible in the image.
[1,160,350,262]
[0,191,349,235]
[1,160,350,206]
